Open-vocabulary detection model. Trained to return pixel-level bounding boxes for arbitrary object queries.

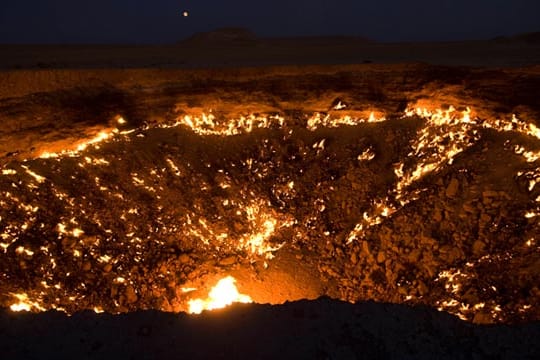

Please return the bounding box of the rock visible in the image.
[446,178,459,198]
[422,263,437,278]
[325,242,334,253]
[499,191,511,200]
[158,263,168,275]
[419,234,436,247]
[472,240,485,255]
[82,261,91,271]
[482,190,500,206]
[398,286,409,296]
[361,241,371,257]
[480,213,491,224]
[82,236,98,246]
[369,269,386,285]
[433,207,443,222]
[219,256,237,266]
[125,285,138,304]
[417,280,428,296]
[376,251,386,264]
[482,190,499,198]
[473,311,494,324]
[233,221,244,232]
[408,249,421,263]
[61,237,76,248]
[378,226,392,246]
[462,202,475,213]
[350,252,358,265]
[440,245,462,263]
[178,254,191,264]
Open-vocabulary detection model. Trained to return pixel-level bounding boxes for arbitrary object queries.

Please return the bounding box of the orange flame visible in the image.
[187,276,252,314]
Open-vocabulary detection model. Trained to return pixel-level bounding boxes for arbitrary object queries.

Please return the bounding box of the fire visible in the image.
[1,103,538,322]
[1,169,16,175]
[173,111,386,135]
[39,126,124,159]
[178,113,285,136]
[348,104,540,246]
[9,293,45,312]
[187,276,252,314]
[306,111,386,131]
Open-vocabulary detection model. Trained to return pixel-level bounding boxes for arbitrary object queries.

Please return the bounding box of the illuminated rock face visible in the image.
[0,65,539,323]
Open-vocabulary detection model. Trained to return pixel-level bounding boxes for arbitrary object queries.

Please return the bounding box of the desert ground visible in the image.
[1,32,540,69]
[0,33,539,358]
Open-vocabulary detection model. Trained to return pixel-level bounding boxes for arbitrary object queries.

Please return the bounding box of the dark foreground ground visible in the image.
[2,298,539,359]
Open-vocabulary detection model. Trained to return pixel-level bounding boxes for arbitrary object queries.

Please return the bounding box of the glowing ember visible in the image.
[187,276,252,314]
[39,128,117,159]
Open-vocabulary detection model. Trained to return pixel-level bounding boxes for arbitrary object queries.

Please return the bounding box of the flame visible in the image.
[184,199,290,259]
[187,276,252,314]
[396,106,478,193]
[9,293,45,312]
[177,113,285,136]
[333,101,347,110]
[346,104,540,252]
[306,111,386,131]
[39,128,116,159]
[173,111,386,135]
[21,165,46,183]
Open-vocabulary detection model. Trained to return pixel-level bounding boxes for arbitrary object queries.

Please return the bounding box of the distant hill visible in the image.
[180,27,372,46]
[493,31,540,44]
[511,31,540,43]
[180,27,258,44]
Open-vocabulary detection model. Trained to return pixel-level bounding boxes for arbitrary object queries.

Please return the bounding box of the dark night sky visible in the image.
[0,0,539,44]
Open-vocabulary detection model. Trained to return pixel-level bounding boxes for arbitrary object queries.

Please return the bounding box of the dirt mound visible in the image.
[1,300,539,359]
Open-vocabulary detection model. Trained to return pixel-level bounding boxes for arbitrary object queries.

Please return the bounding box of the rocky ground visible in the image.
[0,42,539,357]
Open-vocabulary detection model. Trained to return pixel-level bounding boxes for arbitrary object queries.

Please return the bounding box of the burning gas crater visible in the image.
[1,104,538,322]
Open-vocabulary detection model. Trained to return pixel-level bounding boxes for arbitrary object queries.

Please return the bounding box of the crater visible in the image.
[0,64,539,325]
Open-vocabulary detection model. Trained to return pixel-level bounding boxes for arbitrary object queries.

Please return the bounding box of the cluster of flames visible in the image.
[1,104,538,320]
[184,198,292,260]
[8,274,252,315]
[346,105,540,245]
[186,276,252,314]
[178,113,285,136]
